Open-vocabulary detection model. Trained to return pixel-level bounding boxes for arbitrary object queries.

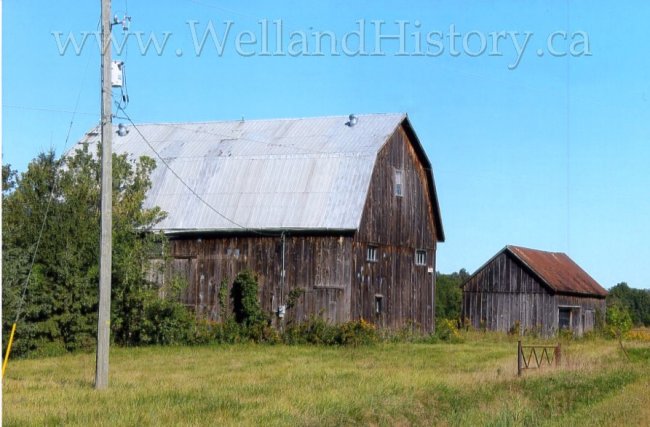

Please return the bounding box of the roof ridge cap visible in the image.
[114,112,407,127]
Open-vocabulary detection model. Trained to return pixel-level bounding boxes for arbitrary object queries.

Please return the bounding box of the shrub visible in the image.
[217,277,230,322]
[594,308,606,333]
[283,315,340,345]
[214,319,244,344]
[141,299,193,345]
[436,318,463,342]
[189,318,217,345]
[26,339,68,358]
[282,317,378,346]
[508,320,521,336]
[627,328,650,342]
[607,304,633,339]
[246,322,281,344]
[382,320,425,343]
[286,288,304,310]
[339,319,378,346]
[231,270,267,328]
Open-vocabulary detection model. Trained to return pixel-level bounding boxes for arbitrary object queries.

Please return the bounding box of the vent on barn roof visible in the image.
[117,123,129,137]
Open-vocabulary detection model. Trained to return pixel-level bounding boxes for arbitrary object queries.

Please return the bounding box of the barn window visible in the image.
[415,249,427,266]
[375,295,383,314]
[367,246,378,262]
[394,169,403,197]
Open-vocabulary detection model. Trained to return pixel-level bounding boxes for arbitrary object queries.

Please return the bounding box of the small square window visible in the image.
[375,295,383,314]
[415,249,427,266]
[394,169,403,197]
[367,246,378,262]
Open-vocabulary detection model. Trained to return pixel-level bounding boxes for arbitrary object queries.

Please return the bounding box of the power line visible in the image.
[12,135,86,325]
[11,42,97,324]
[118,108,279,237]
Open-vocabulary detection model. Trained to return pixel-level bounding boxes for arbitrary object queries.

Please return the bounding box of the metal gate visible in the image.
[517,340,561,376]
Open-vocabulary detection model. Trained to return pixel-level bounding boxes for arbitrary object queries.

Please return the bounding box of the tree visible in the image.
[606,303,633,358]
[2,164,17,194]
[2,144,167,356]
[435,269,469,321]
[608,282,650,327]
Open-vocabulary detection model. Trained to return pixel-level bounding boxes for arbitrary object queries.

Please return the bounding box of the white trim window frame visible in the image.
[367,246,379,262]
[394,168,404,197]
[415,249,427,266]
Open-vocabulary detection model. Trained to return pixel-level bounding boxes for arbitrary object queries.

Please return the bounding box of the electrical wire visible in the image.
[118,107,280,237]
[10,18,100,324]
[114,4,130,113]
[115,63,130,112]
[12,143,83,325]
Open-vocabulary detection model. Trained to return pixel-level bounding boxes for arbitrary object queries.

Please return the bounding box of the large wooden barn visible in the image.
[84,113,444,331]
[462,246,607,336]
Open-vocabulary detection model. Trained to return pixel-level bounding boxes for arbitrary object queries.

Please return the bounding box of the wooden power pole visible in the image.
[95,0,113,390]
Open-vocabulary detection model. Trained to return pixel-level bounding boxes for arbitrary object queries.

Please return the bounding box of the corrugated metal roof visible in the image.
[79,113,413,233]
[506,245,608,297]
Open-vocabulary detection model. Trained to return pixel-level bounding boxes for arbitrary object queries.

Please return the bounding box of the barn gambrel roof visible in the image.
[79,113,444,239]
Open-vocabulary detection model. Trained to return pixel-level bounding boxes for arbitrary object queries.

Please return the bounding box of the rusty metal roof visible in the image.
[506,245,608,297]
[77,113,444,239]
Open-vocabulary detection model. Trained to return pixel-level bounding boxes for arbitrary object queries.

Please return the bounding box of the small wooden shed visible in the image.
[462,245,607,336]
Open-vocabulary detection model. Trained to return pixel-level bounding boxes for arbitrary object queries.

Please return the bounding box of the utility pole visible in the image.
[95,0,113,390]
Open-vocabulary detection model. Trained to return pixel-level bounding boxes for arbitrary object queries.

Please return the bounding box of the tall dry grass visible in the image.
[2,334,649,426]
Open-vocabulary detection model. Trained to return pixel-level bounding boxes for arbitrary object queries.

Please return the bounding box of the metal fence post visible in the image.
[517,340,522,376]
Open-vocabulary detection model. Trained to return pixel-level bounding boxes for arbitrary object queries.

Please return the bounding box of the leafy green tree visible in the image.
[435,269,469,322]
[608,282,650,326]
[606,303,633,358]
[2,164,17,194]
[607,304,633,338]
[2,144,167,356]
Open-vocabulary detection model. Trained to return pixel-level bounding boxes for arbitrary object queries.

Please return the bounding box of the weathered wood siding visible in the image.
[556,295,606,336]
[163,123,441,331]
[169,234,353,325]
[463,253,555,335]
[463,253,606,336]
[353,126,438,332]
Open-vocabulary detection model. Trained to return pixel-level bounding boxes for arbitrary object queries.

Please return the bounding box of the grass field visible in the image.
[2,334,649,426]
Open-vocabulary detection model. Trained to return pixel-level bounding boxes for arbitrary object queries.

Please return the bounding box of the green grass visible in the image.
[3,336,649,426]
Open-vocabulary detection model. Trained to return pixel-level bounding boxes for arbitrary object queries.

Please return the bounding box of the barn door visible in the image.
[558,307,571,330]
[312,287,344,323]
[170,257,197,309]
[583,310,595,333]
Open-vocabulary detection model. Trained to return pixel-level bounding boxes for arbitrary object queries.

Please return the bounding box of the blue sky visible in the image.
[3,1,650,289]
